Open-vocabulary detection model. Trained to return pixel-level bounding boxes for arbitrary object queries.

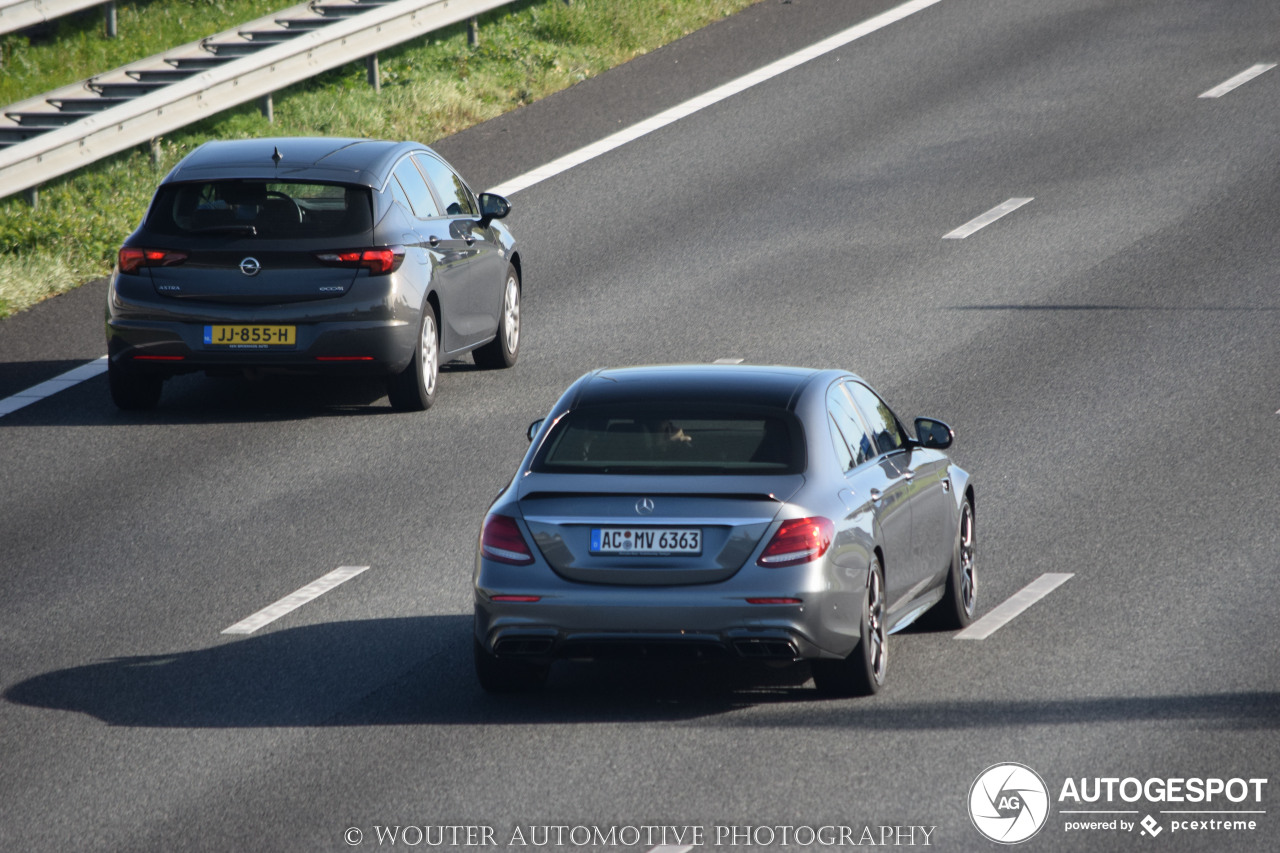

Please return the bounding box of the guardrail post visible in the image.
[468,16,479,47]
[260,94,274,123]
[105,1,118,38]
[149,137,162,168]
[24,186,38,210]
[366,54,380,93]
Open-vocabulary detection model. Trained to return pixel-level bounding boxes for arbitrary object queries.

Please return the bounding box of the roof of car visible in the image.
[568,364,835,411]
[160,137,423,187]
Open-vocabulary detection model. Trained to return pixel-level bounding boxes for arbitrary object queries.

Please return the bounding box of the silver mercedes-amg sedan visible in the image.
[473,364,975,695]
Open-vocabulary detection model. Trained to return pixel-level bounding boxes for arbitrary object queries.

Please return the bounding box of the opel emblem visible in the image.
[239,257,261,277]
[635,497,655,515]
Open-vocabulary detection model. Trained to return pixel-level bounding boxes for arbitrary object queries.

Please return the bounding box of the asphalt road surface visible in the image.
[2,0,1279,850]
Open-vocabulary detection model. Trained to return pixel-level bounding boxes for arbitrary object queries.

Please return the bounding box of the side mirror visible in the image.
[914,417,953,450]
[478,192,511,227]
[526,418,545,443]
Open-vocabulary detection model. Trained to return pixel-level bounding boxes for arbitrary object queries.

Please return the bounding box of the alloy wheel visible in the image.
[502,276,520,355]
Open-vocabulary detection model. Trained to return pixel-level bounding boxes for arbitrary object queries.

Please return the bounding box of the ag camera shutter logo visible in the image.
[969,763,1051,844]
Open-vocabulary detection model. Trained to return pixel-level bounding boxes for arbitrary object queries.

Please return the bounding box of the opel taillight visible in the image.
[315,246,405,275]
[118,248,188,274]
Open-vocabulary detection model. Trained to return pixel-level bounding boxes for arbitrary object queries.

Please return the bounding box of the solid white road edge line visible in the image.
[713,357,745,364]
[0,0,946,416]
[488,0,945,197]
[954,572,1073,640]
[943,198,1034,239]
[222,565,369,635]
[0,356,107,417]
[1198,64,1276,99]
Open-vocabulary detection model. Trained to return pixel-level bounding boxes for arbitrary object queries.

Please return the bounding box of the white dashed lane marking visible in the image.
[1198,64,1275,98]
[943,198,1034,239]
[489,0,944,197]
[222,566,369,635]
[955,573,1073,640]
[0,356,107,417]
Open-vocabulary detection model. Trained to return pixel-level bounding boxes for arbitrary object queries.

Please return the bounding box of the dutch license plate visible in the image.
[204,325,296,347]
[590,527,702,555]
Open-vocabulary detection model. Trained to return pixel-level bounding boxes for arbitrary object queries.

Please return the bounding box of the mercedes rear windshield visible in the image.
[532,404,805,475]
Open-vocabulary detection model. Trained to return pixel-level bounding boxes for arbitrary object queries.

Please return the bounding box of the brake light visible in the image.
[757,516,834,568]
[480,514,534,565]
[314,246,405,275]
[118,248,188,274]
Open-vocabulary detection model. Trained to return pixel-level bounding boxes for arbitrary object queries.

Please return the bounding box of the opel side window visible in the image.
[415,153,478,217]
[845,382,904,456]
[387,175,413,214]
[392,160,440,218]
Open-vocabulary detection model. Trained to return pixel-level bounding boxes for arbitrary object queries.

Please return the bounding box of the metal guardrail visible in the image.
[0,0,517,202]
[0,0,111,37]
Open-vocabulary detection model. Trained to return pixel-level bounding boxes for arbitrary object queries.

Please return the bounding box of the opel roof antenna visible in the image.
[271,146,283,165]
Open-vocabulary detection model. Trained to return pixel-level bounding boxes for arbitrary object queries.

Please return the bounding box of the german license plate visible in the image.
[590,527,702,555]
[204,325,296,347]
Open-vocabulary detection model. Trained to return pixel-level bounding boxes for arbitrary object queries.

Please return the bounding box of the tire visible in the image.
[929,498,977,630]
[812,556,887,697]
[474,638,549,693]
[108,358,163,411]
[387,305,438,411]
[471,265,520,370]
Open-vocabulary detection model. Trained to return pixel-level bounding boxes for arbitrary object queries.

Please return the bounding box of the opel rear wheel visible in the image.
[109,359,163,411]
[472,265,520,369]
[387,306,438,411]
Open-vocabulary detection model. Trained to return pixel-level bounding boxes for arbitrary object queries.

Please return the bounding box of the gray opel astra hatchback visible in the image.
[106,137,521,410]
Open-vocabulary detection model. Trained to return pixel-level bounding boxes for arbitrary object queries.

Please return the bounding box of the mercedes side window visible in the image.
[392,159,441,218]
[828,414,856,472]
[414,153,478,218]
[845,381,905,456]
[828,384,874,469]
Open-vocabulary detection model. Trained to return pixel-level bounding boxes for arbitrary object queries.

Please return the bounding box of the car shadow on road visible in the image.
[0,369,404,427]
[0,357,504,426]
[2,615,822,728]
[6,615,1278,731]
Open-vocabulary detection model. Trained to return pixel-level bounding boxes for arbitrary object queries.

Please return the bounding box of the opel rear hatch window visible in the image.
[147,181,373,239]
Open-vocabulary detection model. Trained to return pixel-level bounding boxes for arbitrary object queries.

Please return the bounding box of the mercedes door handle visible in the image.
[869,488,883,505]
[463,234,476,245]
[901,470,914,481]
[427,235,440,248]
